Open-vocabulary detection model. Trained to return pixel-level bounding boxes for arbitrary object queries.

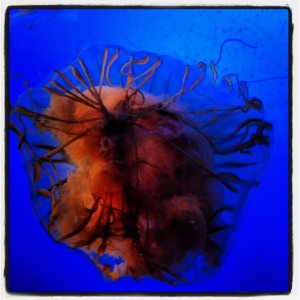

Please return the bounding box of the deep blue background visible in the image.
[7,8,289,293]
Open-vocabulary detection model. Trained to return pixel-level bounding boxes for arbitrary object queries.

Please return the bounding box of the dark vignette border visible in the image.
[4,4,293,296]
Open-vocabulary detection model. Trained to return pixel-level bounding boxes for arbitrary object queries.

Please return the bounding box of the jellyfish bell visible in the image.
[10,43,272,284]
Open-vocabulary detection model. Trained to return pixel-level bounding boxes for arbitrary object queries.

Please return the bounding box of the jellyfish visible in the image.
[9,42,272,284]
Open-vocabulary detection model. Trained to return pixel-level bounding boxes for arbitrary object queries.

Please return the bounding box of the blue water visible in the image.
[7,8,290,293]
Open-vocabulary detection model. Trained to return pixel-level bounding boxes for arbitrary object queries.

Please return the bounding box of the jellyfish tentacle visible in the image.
[121,55,151,81]
[216,121,251,153]
[34,160,59,207]
[179,114,271,155]
[149,62,206,111]
[64,199,107,249]
[54,69,100,107]
[205,238,224,266]
[121,56,134,97]
[32,160,67,214]
[190,62,207,90]
[180,98,263,125]
[207,238,223,253]
[208,205,233,222]
[15,104,100,125]
[210,61,218,86]
[97,48,108,101]
[208,224,233,234]
[121,55,157,102]
[10,114,48,167]
[222,74,257,108]
[105,48,120,87]
[131,88,146,107]
[49,79,101,111]
[47,178,68,195]
[215,172,259,192]
[127,57,161,101]
[70,65,101,107]
[78,58,110,118]
[160,65,191,106]
[121,54,150,77]
[222,75,233,91]
[37,121,81,135]
[151,263,186,284]
[32,144,59,151]
[11,118,104,198]
[53,196,102,242]
[9,121,26,149]
[214,38,257,66]
[98,192,113,254]
[129,56,156,82]
[179,65,190,94]
[10,113,64,197]
[37,121,103,162]
[209,119,272,154]
[41,157,65,198]
[132,54,150,65]
[43,85,99,112]
[180,106,236,127]
[238,81,248,99]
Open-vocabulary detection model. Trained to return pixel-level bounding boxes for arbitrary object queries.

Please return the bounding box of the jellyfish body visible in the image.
[10,44,272,283]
